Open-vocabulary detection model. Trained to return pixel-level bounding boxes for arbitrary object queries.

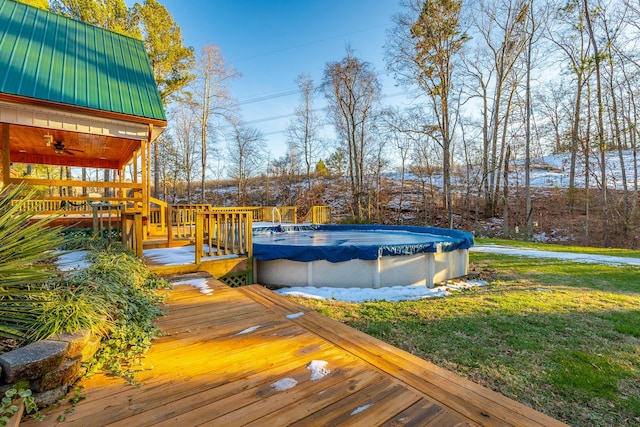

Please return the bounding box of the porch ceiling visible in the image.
[7,122,139,170]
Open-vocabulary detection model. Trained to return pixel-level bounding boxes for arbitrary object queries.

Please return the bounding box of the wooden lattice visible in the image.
[219,272,250,288]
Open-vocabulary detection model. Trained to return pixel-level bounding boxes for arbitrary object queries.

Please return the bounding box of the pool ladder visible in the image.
[272,207,282,227]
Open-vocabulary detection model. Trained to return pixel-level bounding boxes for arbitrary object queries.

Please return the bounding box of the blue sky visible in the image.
[158,0,408,159]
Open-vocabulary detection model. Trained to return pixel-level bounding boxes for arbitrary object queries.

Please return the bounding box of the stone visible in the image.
[33,384,68,408]
[80,335,102,363]
[0,341,68,383]
[30,358,82,393]
[52,330,93,360]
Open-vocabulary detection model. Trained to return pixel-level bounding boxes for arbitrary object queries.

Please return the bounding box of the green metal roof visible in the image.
[0,0,166,122]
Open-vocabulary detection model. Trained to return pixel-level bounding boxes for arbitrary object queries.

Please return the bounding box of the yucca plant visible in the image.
[0,184,65,343]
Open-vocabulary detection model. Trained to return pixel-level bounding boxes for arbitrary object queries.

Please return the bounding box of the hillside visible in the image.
[198,149,640,249]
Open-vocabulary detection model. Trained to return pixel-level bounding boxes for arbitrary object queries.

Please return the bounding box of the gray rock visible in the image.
[30,358,82,393]
[0,341,68,383]
[51,330,93,360]
[33,384,68,408]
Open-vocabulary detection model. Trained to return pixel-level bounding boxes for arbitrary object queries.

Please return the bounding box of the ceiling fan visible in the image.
[52,141,83,155]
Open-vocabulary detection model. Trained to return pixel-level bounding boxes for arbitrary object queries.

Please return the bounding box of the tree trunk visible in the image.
[583,0,609,247]
[568,76,583,205]
[525,8,533,231]
[502,144,511,236]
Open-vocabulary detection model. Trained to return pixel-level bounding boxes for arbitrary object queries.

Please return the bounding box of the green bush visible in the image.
[32,238,170,381]
[64,240,169,381]
[0,184,65,343]
[0,185,170,383]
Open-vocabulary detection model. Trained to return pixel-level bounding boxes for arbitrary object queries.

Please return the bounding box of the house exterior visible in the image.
[0,0,167,252]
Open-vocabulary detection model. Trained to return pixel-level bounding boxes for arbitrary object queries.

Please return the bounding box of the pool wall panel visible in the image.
[255,249,469,289]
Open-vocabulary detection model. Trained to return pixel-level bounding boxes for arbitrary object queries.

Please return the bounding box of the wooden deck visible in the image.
[23,274,567,426]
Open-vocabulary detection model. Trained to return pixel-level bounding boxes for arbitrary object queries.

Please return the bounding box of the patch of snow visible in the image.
[472,245,640,266]
[143,246,238,266]
[175,278,213,295]
[532,232,548,243]
[286,312,304,319]
[351,403,373,415]
[307,360,330,380]
[279,291,326,300]
[144,246,195,265]
[236,325,261,335]
[275,280,486,303]
[55,250,89,271]
[271,378,297,391]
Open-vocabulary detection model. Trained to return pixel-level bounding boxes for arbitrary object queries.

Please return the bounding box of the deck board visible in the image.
[22,275,567,426]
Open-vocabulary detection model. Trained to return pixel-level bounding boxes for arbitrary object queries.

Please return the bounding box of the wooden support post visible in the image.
[167,205,174,247]
[133,148,139,183]
[135,212,143,257]
[141,133,148,237]
[146,124,152,207]
[2,123,10,185]
[195,212,203,265]
[117,168,123,199]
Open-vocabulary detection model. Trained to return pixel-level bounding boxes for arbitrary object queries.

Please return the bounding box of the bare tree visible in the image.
[387,0,467,228]
[523,0,552,231]
[192,43,240,202]
[601,3,631,227]
[155,133,179,202]
[286,73,321,192]
[322,48,381,219]
[382,108,413,224]
[463,0,529,215]
[226,121,266,205]
[536,82,572,154]
[548,0,593,202]
[172,100,200,203]
[582,0,609,246]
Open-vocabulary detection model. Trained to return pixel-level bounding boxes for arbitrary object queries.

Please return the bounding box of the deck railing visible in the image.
[260,206,297,224]
[303,206,332,224]
[167,204,213,246]
[208,206,297,223]
[91,203,123,238]
[121,211,143,257]
[195,210,253,264]
[11,195,143,215]
[148,197,168,235]
[166,204,299,246]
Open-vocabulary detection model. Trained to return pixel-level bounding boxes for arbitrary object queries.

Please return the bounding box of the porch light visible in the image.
[44,133,53,146]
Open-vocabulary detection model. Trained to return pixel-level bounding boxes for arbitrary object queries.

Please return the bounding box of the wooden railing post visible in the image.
[195,212,203,265]
[160,202,166,233]
[167,205,174,247]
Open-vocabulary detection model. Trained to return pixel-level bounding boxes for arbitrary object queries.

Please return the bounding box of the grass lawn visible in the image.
[290,243,640,426]
[475,238,640,259]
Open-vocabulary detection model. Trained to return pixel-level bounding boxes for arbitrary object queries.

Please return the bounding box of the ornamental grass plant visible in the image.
[0,184,169,382]
[0,184,65,345]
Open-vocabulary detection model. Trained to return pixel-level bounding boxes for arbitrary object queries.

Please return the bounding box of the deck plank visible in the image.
[240,284,565,427]
[22,280,567,427]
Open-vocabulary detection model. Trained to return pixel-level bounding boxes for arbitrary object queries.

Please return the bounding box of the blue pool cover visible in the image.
[252,224,474,263]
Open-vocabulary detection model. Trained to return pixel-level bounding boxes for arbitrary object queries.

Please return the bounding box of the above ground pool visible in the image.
[252,224,474,288]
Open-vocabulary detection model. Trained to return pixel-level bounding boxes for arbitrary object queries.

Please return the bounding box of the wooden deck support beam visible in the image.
[2,123,9,185]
